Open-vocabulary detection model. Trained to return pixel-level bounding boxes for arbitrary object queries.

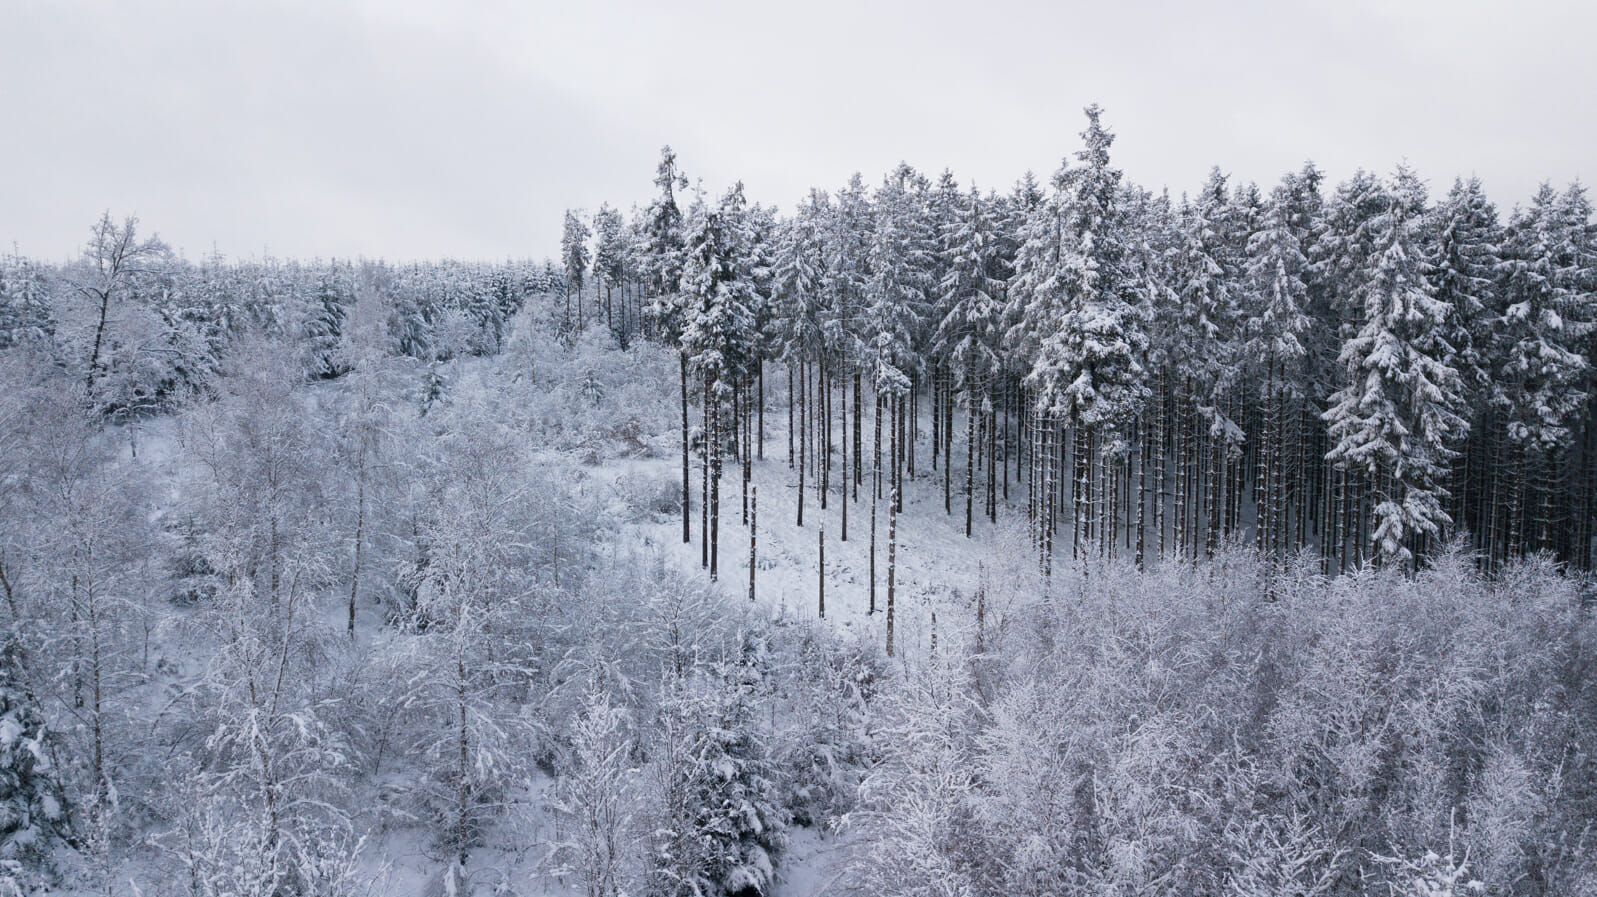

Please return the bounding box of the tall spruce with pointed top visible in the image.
[680,185,758,579]
[1311,170,1389,568]
[640,147,694,545]
[1494,183,1594,554]
[1432,177,1504,404]
[1007,105,1148,560]
[1244,180,1312,556]
[1429,176,1505,554]
[867,163,933,403]
[1322,168,1467,567]
[592,202,628,335]
[562,210,592,329]
[935,187,1006,534]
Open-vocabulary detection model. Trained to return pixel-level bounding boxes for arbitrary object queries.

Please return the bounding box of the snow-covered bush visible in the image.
[613,468,682,520]
[646,661,788,897]
[768,624,884,827]
[0,631,66,865]
[552,687,638,897]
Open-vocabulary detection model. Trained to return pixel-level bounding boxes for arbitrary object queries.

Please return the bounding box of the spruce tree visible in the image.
[680,186,758,579]
[1322,168,1467,567]
[562,210,592,329]
[1494,183,1594,553]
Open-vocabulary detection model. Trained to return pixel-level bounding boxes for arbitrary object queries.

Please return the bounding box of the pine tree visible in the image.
[0,252,53,350]
[1432,177,1505,404]
[640,147,694,546]
[1429,177,1505,558]
[935,187,1005,535]
[0,629,68,864]
[302,261,354,379]
[1313,170,1388,569]
[868,163,934,514]
[1009,106,1149,560]
[1322,168,1467,568]
[680,186,758,580]
[592,203,628,336]
[562,210,593,330]
[1494,183,1594,554]
[1244,181,1312,557]
[649,663,787,897]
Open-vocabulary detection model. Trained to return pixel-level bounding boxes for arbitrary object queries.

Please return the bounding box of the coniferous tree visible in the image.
[1322,168,1468,568]
[592,203,628,336]
[0,252,53,351]
[1494,183,1594,555]
[680,186,758,580]
[936,187,1005,535]
[1430,176,1506,556]
[562,210,593,330]
[1244,180,1313,558]
[641,147,693,545]
[1010,106,1148,562]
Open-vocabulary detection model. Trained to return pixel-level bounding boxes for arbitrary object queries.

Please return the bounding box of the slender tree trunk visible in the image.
[681,353,691,545]
[1174,388,1187,557]
[840,374,849,541]
[886,481,898,657]
[749,486,757,602]
[348,449,366,638]
[702,381,710,569]
[869,441,878,616]
[798,362,807,527]
[1507,444,1525,560]
[1136,415,1147,569]
[1003,380,1011,502]
[965,388,976,538]
[86,289,111,393]
[1206,432,1221,559]
[710,383,721,580]
[945,378,954,516]
[874,390,884,501]
[854,371,863,497]
[818,515,825,619]
[907,378,916,479]
[821,366,831,511]
[987,395,998,524]
[1155,372,1167,559]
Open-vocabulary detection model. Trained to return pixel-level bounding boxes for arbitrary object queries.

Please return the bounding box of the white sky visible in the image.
[2,0,1592,262]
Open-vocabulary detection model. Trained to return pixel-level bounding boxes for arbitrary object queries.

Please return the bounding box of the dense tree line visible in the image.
[566,108,1596,577]
[0,215,559,420]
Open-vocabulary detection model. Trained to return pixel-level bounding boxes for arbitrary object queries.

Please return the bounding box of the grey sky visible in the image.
[2,0,1592,263]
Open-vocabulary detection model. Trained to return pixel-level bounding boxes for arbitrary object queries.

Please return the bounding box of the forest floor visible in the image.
[620,424,1040,672]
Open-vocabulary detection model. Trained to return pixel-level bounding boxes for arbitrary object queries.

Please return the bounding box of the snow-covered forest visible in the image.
[3,106,1597,897]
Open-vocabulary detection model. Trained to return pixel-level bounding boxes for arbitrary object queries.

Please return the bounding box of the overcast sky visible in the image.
[2,0,1592,263]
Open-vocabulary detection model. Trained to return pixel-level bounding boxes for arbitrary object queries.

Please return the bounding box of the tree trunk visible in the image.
[818,516,825,619]
[965,388,976,538]
[348,448,366,638]
[711,384,721,580]
[86,289,111,393]
[840,374,848,541]
[798,362,807,527]
[681,353,691,545]
[886,482,898,657]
